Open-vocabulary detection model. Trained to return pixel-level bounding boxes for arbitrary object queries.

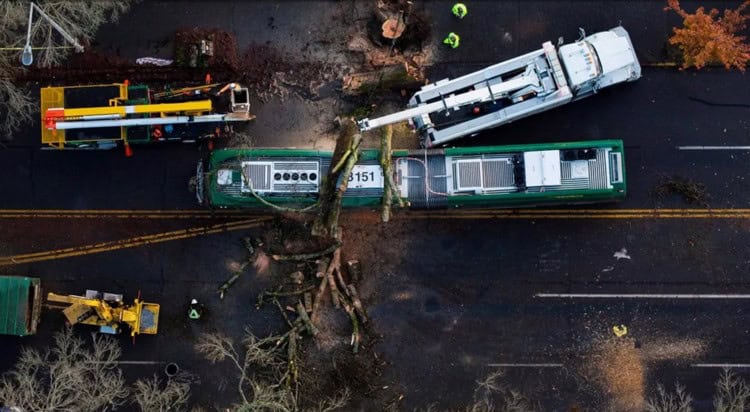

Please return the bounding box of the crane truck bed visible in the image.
[358,26,641,147]
[41,82,254,150]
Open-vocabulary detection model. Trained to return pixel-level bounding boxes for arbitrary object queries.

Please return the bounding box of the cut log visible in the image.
[315,258,330,279]
[289,271,304,285]
[325,245,343,307]
[296,301,319,336]
[311,272,329,324]
[217,273,241,300]
[287,327,298,387]
[380,125,394,222]
[327,267,341,308]
[338,292,360,353]
[304,292,313,313]
[274,298,294,328]
[346,260,362,283]
[347,284,369,324]
[242,237,255,255]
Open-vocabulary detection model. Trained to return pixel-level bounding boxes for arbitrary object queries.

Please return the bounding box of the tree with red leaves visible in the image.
[665,0,750,71]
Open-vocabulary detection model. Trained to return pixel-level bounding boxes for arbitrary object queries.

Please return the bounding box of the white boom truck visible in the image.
[357,26,641,147]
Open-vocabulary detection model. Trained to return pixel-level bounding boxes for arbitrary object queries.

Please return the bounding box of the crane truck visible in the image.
[357,26,641,147]
[40,81,254,154]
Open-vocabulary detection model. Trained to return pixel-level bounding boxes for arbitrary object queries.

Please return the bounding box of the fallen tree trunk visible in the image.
[326,133,361,240]
[342,63,420,96]
[312,120,358,238]
[296,301,319,336]
[271,242,341,261]
[347,284,368,324]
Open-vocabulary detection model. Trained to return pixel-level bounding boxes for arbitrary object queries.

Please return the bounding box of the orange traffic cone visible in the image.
[124,143,133,157]
[205,73,212,84]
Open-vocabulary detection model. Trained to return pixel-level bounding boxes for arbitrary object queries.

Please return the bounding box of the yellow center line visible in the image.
[0,217,271,266]
[402,208,750,219]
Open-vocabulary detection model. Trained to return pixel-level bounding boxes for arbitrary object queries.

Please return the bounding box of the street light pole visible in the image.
[21,4,34,65]
[21,2,85,66]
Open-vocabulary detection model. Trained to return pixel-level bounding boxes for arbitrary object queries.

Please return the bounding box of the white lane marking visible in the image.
[487,363,564,368]
[692,364,750,368]
[677,146,750,150]
[535,293,750,299]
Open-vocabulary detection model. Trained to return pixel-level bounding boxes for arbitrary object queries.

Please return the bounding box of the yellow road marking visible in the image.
[403,208,750,219]
[407,214,750,220]
[0,217,271,266]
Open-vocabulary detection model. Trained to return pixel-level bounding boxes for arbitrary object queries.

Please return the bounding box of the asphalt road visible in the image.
[4,67,749,210]
[2,0,750,410]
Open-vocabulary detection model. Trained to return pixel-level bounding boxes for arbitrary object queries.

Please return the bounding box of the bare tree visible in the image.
[714,369,750,412]
[132,372,194,412]
[195,331,350,411]
[195,331,295,411]
[465,370,536,412]
[0,327,129,411]
[645,383,693,412]
[0,1,135,138]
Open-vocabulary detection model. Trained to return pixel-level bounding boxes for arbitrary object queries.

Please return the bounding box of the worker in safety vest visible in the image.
[188,299,203,320]
[443,32,460,49]
[452,3,468,19]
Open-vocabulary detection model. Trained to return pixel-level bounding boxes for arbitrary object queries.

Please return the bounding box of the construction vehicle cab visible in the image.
[47,289,160,336]
[0,276,42,337]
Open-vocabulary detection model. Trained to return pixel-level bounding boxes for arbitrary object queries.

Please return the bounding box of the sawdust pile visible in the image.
[591,338,645,411]
[587,337,706,411]
[641,338,706,361]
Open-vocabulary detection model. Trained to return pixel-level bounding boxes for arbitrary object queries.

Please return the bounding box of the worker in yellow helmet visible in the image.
[612,324,628,337]
[452,3,468,19]
[443,32,461,49]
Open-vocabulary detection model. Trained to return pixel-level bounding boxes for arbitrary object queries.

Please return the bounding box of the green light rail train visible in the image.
[196,140,626,210]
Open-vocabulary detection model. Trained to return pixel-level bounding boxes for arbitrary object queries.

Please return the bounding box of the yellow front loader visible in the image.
[47,290,159,336]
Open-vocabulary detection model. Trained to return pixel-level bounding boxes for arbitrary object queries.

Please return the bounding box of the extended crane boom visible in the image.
[358,66,542,132]
[357,26,641,147]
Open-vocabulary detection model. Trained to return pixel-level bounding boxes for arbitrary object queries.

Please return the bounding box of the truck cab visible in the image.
[558,26,641,97]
